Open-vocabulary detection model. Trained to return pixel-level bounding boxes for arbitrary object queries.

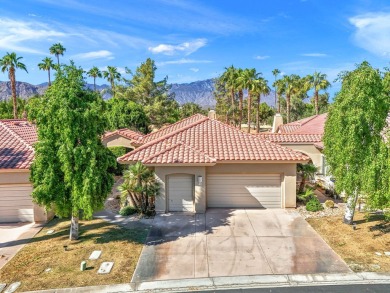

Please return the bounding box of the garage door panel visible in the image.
[168,174,194,212]
[0,185,34,222]
[207,174,281,209]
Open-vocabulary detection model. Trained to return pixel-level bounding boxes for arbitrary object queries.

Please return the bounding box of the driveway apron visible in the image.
[131,209,350,282]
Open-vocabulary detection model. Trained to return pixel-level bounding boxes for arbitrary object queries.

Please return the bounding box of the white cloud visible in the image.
[349,12,390,58]
[72,50,114,60]
[156,58,212,66]
[254,55,270,60]
[149,38,207,56]
[189,67,199,72]
[301,53,327,57]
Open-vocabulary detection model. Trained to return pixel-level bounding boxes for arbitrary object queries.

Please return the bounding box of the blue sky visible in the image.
[0,0,390,98]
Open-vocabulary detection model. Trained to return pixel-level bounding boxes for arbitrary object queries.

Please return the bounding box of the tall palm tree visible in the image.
[103,66,121,97]
[0,52,28,119]
[279,74,300,123]
[38,57,54,86]
[220,65,237,125]
[272,69,281,112]
[238,68,259,133]
[254,77,270,133]
[306,71,331,115]
[87,66,102,91]
[49,43,66,66]
[235,68,245,129]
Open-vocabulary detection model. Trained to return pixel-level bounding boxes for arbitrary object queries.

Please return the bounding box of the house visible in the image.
[258,113,327,175]
[118,114,309,213]
[0,119,51,223]
[102,128,144,149]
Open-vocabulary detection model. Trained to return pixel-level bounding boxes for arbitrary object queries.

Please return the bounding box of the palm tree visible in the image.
[272,69,281,112]
[235,68,245,129]
[254,78,270,133]
[306,71,331,115]
[220,65,237,125]
[49,43,66,66]
[238,68,259,133]
[38,57,54,86]
[87,66,102,91]
[279,74,300,123]
[103,66,121,97]
[0,52,28,119]
[298,163,318,193]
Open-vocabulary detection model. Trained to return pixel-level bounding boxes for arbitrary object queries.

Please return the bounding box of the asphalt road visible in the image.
[198,284,390,293]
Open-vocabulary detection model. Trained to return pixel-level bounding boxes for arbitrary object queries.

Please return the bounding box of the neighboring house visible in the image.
[259,113,327,175]
[0,119,51,223]
[102,128,144,149]
[118,114,309,213]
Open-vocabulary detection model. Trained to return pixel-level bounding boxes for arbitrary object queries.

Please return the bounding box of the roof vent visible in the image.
[208,110,216,120]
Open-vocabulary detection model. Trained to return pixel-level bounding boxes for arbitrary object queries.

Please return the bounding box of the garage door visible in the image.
[0,185,34,222]
[168,174,194,212]
[207,174,281,209]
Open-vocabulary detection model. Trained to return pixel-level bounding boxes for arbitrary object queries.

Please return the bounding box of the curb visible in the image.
[21,272,390,293]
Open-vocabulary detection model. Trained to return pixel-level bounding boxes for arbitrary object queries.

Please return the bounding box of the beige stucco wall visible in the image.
[0,170,53,223]
[154,166,206,213]
[103,135,135,149]
[281,144,323,173]
[154,162,298,212]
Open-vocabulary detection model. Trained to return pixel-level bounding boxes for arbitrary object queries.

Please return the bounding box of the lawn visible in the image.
[0,218,148,291]
[307,212,390,272]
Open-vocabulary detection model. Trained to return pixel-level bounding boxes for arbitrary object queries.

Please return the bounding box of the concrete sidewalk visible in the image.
[21,272,390,293]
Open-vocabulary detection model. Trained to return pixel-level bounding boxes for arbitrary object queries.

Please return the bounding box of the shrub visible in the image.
[119,206,138,216]
[306,197,324,212]
[297,188,315,203]
[108,146,132,175]
[325,199,335,208]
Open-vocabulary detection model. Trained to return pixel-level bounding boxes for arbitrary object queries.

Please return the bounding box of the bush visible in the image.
[325,199,335,208]
[297,188,315,203]
[306,197,324,212]
[119,206,138,216]
[108,146,132,175]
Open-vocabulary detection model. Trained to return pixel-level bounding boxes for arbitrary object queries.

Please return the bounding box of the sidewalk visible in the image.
[21,272,390,293]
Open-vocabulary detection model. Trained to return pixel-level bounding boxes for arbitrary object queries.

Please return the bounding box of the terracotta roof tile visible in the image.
[278,113,327,134]
[119,115,309,165]
[258,133,323,143]
[0,119,37,169]
[103,128,144,141]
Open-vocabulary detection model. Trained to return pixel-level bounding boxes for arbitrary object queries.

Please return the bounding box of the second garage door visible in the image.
[0,185,34,222]
[207,174,281,209]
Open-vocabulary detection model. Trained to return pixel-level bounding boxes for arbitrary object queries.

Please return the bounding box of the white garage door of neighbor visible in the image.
[207,174,281,209]
[0,185,34,222]
[168,174,194,212]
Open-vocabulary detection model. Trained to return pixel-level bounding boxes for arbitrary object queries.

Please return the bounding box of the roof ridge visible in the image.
[142,141,184,163]
[299,114,319,126]
[0,120,34,152]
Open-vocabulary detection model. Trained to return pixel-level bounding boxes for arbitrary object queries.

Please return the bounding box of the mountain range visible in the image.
[0,79,276,109]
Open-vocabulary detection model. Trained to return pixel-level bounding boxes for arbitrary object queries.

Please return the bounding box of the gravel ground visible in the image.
[104,176,123,214]
[296,202,347,219]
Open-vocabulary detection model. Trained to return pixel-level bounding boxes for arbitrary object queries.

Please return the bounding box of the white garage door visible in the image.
[0,185,34,222]
[207,174,281,209]
[168,174,194,212]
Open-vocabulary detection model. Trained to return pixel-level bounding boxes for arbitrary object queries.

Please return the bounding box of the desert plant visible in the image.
[297,188,315,204]
[119,206,138,216]
[297,163,318,193]
[325,199,335,208]
[306,197,324,212]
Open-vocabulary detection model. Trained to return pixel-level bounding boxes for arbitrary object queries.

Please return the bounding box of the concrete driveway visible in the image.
[0,223,42,269]
[132,209,350,282]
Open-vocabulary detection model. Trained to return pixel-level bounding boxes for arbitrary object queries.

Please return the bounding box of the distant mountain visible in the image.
[0,79,277,108]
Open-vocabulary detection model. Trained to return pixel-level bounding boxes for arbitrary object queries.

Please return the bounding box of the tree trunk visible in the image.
[127,191,138,209]
[277,93,281,113]
[256,94,261,133]
[298,176,306,194]
[10,68,17,119]
[57,55,60,66]
[247,93,251,133]
[343,192,358,224]
[315,90,319,115]
[274,85,277,111]
[70,214,79,240]
[286,94,291,123]
[48,69,51,86]
[94,77,96,91]
[231,88,235,124]
[239,90,243,129]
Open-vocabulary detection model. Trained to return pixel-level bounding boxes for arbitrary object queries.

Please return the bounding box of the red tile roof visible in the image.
[119,115,309,165]
[258,133,323,143]
[0,119,37,169]
[103,128,144,141]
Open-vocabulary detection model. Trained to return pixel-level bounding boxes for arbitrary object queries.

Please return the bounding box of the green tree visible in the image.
[180,102,205,119]
[306,72,331,115]
[87,66,102,91]
[214,77,230,123]
[49,43,66,66]
[258,102,275,126]
[0,98,27,119]
[220,65,237,124]
[30,63,115,240]
[323,62,389,224]
[254,77,270,133]
[103,66,121,97]
[0,52,28,119]
[297,163,318,193]
[38,57,54,86]
[235,68,245,129]
[278,74,305,123]
[106,98,149,133]
[272,69,281,111]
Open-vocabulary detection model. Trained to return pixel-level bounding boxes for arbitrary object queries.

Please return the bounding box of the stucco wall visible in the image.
[103,135,135,149]
[281,144,323,173]
[154,166,206,213]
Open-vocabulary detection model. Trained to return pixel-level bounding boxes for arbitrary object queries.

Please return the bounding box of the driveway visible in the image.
[0,222,42,269]
[132,209,350,282]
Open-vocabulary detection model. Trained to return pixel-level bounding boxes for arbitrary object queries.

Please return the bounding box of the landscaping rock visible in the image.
[4,282,21,293]
[384,252,390,256]
[369,264,381,271]
[375,252,382,256]
[0,284,6,292]
[46,230,55,235]
[44,268,51,272]
[89,250,102,260]
[296,203,346,219]
[98,262,114,274]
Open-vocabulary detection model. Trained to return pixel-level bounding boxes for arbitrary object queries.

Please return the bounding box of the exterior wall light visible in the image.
[198,176,203,184]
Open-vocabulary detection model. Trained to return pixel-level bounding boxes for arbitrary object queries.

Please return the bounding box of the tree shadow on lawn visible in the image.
[353,213,389,235]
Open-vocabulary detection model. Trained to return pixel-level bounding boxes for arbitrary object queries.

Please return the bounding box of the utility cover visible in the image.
[89,250,102,260]
[98,262,114,274]
[4,282,21,293]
